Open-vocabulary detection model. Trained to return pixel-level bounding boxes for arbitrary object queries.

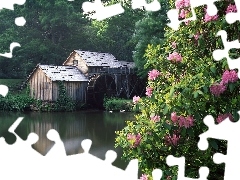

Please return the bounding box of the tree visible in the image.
[132,1,169,78]
[0,0,90,78]
[115,0,240,179]
[84,0,144,61]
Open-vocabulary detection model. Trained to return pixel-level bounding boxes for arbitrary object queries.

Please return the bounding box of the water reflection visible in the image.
[0,110,135,169]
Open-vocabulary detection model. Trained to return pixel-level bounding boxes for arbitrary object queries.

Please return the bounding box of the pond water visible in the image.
[0,110,135,170]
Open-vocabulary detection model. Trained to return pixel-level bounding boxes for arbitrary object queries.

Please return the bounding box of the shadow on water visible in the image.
[0,110,135,170]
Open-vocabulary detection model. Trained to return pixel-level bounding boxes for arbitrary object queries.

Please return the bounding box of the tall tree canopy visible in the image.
[0,0,143,78]
[132,0,169,78]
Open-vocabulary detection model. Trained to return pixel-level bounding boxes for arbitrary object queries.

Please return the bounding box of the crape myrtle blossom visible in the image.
[226,4,237,14]
[171,112,178,123]
[133,95,141,104]
[210,70,238,96]
[170,112,194,128]
[221,70,238,85]
[127,133,141,148]
[146,87,153,97]
[150,115,160,123]
[175,0,190,9]
[204,8,218,22]
[167,52,183,63]
[148,69,160,81]
[210,83,226,96]
[178,115,194,128]
[165,133,180,146]
[216,113,234,124]
[179,8,190,19]
[140,174,148,180]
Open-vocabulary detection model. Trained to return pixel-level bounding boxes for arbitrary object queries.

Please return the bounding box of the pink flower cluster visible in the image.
[148,69,160,81]
[165,133,180,146]
[171,112,194,128]
[146,87,153,97]
[133,95,141,104]
[150,115,160,123]
[221,70,238,85]
[140,174,148,180]
[179,9,190,19]
[209,83,226,96]
[204,11,218,22]
[127,133,141,148]
[226,4,237,14]
[167,52,182,63]
[216,113,234,124]
[210,70,238,96]
[175,0,190,9]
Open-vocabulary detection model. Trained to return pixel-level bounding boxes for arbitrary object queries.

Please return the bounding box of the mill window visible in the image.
[73,60,78,65]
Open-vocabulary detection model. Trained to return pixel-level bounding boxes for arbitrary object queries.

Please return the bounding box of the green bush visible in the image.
[103,97,133,111]
[115,1,240,179]
[0,94,35,111]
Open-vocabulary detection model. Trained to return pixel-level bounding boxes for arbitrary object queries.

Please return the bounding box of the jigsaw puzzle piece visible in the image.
[0,42,21,58]
[225,1,240,24]
[198,112,240,149]
[167,0,220,30]
[64,139,139,180]
[0,85,9,97]
[82,0,124,21]
[131,0,161,12]
[0,0,26,10]
[166,155,209,180]
[212,30,240,78]
[198,113,240,180]
[45,129,66,157]
[152,169,163,180]
[0,116,24,144]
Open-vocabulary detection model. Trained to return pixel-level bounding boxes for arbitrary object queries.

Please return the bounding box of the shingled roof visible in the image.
[38,65,89,81]
[74,50,135,68]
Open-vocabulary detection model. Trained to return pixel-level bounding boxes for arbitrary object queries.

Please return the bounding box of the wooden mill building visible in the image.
[27,50,145,108]
[27,65,89,102]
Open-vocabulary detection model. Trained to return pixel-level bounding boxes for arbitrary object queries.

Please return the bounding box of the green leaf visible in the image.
[181,128,186,136]
[203,86,208,93]
[197,90,204,95]
[169,86,175,97]
[163,122,171,130]
[209,139,218,150]
[210,66,216,74]
[187,128,194,136]
[146,144,152,149]
[193,91,198,98]
[229,83,234,92]
[163,105,168,115]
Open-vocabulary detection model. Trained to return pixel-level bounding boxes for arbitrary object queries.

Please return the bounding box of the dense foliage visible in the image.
[132,1,169,78]
[115,0,240,179]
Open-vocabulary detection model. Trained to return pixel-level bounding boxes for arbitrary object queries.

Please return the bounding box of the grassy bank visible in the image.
[103,97,134,112]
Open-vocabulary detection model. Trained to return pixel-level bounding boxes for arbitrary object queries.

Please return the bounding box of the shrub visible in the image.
[103,97,133,111]
[53,81,76,111]
[115,1,240,179]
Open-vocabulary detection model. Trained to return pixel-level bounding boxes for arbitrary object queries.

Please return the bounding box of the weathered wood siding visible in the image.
[29,67,88,103]
[63,52,89,74]
[28,68,53,101]
[52,81,88,103]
